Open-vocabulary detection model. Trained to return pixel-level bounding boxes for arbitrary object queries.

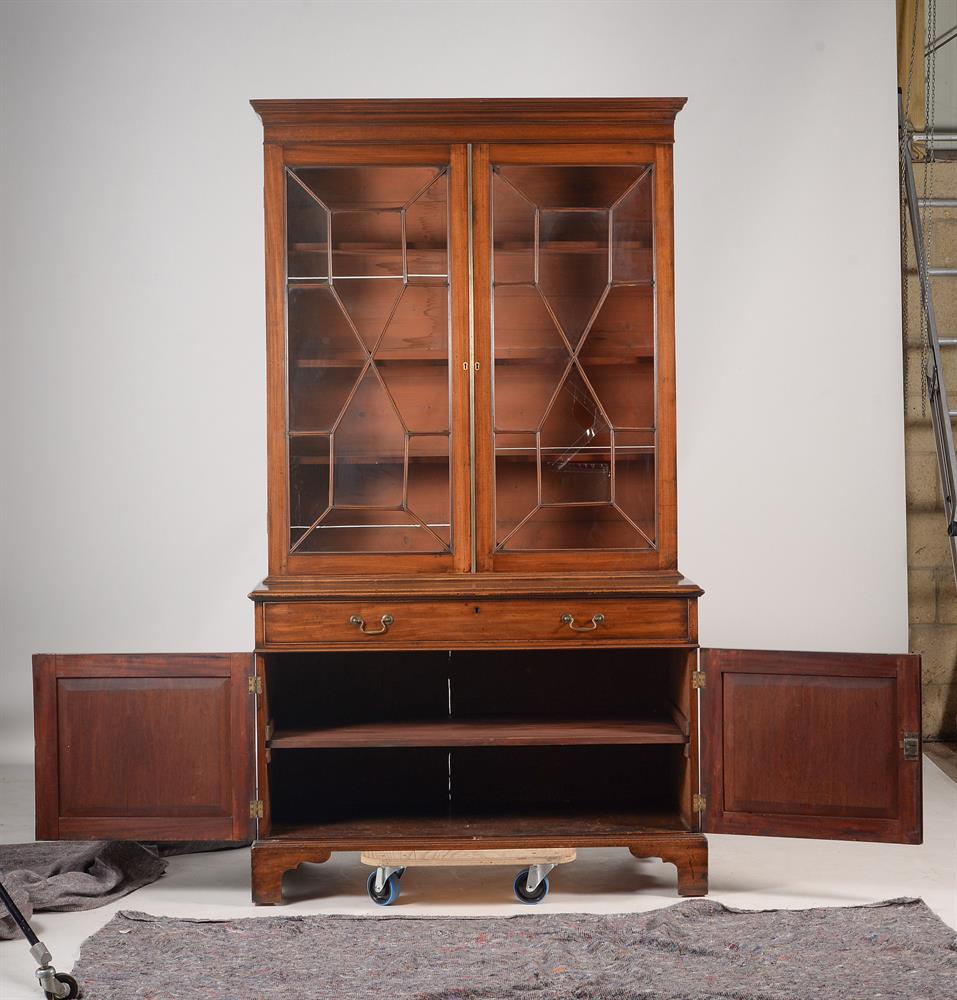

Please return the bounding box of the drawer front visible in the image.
[260,597,693,649]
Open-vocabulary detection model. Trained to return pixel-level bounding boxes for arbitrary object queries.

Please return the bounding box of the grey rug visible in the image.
[0,841,248,939]
[0,842,167,940]
[71,898,957,999]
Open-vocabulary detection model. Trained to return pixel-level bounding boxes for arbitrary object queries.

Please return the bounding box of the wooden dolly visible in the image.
[361,848,577,905]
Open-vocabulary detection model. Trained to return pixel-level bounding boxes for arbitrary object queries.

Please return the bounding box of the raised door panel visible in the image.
[472,143,677,574]
[34,654,255,841]
[700,649,922,844]
[267,144,472,577]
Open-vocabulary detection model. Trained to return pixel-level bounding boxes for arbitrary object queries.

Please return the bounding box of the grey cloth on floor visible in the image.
[0,842,167,940]
[72,898,957,1000]
[0,840,248,939]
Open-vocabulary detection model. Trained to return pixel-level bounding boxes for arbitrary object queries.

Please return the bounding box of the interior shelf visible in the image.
[289,242,446,254]
[293,349,654,367]
[493,241,653,254]
[296,354,448,367]
[268,715,687,749]
[268,809,687,843]
[289,449,651,465]
[289,241,652,256]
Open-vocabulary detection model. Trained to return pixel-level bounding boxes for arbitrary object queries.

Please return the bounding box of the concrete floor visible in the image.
[1,760,955,999]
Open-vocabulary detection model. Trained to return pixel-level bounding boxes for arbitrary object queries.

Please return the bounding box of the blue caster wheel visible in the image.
[513,868,549,904]
[367,871,400,906]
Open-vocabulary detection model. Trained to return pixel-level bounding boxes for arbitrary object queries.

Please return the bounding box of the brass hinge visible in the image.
[692,793,706,813]
[249,800,264,819]
[692,671,706,689]
[248,675,263,695]
[901,732,920,761]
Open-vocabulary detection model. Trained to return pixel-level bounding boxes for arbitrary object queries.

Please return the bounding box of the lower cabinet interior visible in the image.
[263,648,694,841]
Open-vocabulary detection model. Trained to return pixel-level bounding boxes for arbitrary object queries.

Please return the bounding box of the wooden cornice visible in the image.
[250,98,688,144]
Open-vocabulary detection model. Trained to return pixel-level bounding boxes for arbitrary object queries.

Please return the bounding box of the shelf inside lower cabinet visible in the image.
[261,651,695,843]
[268,716,687,749]
[266,742,691,841]
[268,809,688,843]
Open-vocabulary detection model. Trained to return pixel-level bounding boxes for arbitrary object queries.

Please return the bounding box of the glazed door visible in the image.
[268,144,471,576]
[33,654,256,841]
[699,649,922,844]
[472,143,677,573]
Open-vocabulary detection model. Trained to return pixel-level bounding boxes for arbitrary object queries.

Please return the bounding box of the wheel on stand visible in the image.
[367,871,400,906]
[44,972,80,1000]
[513,868,549,904]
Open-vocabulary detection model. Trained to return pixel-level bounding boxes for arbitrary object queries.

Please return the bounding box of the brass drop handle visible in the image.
[561,613,605,632]
[349,613,394,635]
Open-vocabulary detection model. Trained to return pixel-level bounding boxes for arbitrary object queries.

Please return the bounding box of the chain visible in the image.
[901,135,911,413]
[921,0,938,416]
[902,0,939,417]
[901,0,921,414]
[904,0,920,119]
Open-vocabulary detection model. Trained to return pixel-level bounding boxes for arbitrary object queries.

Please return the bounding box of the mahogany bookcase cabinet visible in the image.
[32,100,922,905]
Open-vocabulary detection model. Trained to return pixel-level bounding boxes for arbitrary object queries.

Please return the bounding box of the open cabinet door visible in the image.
[34,654,256,842]
[700,649,922,844]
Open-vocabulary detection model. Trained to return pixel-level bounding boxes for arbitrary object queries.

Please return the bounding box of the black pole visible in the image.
[0,878,39,946]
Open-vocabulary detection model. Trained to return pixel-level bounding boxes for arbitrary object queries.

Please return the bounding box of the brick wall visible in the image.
[905,160,957,739]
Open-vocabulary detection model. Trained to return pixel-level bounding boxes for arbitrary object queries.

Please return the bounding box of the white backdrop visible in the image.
[0,0,908,764]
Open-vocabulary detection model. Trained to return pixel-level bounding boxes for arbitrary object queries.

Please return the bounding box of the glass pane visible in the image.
[491,163,656,553]
[541,449,612,505]
[286,173,328,279]
[297,508,438,554]
[289,435,330,549]
[494,432,537,548]
[496,166,644,209]
[538,210,608,348]
[377,284,450,433]
[333,368,406,494]
[295,166,441,209]
[334,280,404,353]
[492,172,535,285]
[285,163,451,554]
[407,434,451,547]
[612,173,654,283]
[406,173,449,279]
[504,504,649,550]
[287,286,365,432]
[540,367,611,452]
[331,210,403,278]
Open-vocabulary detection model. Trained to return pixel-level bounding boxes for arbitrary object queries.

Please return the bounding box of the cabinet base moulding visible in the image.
[249,833,708,905]
[629,833,708,897]
[251,840,332,905]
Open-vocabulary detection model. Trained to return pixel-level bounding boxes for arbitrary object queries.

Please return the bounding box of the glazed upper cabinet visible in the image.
[279,146,470,573]
[474,144,673,573]
[257,100,683,578]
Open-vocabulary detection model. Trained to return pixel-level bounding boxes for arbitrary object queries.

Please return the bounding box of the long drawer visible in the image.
[257,597,695,649]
